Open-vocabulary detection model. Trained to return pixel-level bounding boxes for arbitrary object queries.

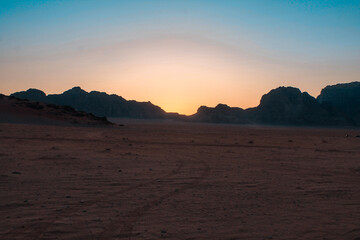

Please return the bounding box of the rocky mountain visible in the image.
[191,83,360,126]
[0,94,112,126]
[317,82,360,125]
[11,87,167,119]
[12,88,47,102]
[9,82,360,126]
[252,87,337,125]
[189,104,249,124]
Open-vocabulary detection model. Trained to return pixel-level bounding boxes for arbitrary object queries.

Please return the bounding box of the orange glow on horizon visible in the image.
[1,35,359,115]
[1,2,360,116]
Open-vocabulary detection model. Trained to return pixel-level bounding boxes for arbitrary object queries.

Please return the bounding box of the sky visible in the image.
[1,0,359,115]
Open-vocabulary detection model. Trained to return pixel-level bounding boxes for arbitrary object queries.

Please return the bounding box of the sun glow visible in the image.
[90,36,269,114]
[1,1,359,115]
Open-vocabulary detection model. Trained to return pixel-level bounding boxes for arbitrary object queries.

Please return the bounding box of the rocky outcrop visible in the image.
[317,82,360,125]
[12,87,166,119]
[0,94,113,125]
[11,88,47,103]
[253,87,335,125]
[10,82,360,126]
[190,104,248,124]
[191,84,358,126]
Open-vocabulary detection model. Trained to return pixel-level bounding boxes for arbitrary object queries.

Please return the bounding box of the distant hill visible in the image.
[252,87,338,125]
[189,104,249,124]
[191,82,360,126]
[9,82,360,126]
[0,94,113,126]
[12,87,167,119]
[317,82,360,125]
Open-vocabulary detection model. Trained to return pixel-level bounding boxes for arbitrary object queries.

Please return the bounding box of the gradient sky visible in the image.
[1,0,359,114]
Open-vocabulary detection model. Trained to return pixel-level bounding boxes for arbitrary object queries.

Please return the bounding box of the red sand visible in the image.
[0,122,359,239]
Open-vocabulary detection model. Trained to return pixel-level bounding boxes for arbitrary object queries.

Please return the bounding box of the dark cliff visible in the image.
[12,87,166,119]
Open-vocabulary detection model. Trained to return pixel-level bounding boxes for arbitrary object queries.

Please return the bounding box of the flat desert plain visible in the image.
[0,122,360,240]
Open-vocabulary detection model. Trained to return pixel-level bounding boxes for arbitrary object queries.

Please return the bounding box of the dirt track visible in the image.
[0,122,360,239]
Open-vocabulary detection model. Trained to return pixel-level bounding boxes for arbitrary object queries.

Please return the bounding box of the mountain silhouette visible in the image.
[317,82,360,125]
[12,88,47,102]
[0,94,112,125]
[191,83,359,126]
[10,82,360,126]
[252,87,334,125]
[190,104,248,124]
[12,87,167,119]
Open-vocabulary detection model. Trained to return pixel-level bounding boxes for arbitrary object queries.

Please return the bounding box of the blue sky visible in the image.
[1,0,359,53]
[1,0,359,114]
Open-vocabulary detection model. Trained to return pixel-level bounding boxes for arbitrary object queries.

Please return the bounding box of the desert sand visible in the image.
[0,121,359,240]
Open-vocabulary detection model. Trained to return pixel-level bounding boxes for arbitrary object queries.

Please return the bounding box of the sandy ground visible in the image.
[0,122,359,240]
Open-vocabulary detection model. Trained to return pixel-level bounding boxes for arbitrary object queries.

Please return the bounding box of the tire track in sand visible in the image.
[98,159,210,240]
[2,160,184,240]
